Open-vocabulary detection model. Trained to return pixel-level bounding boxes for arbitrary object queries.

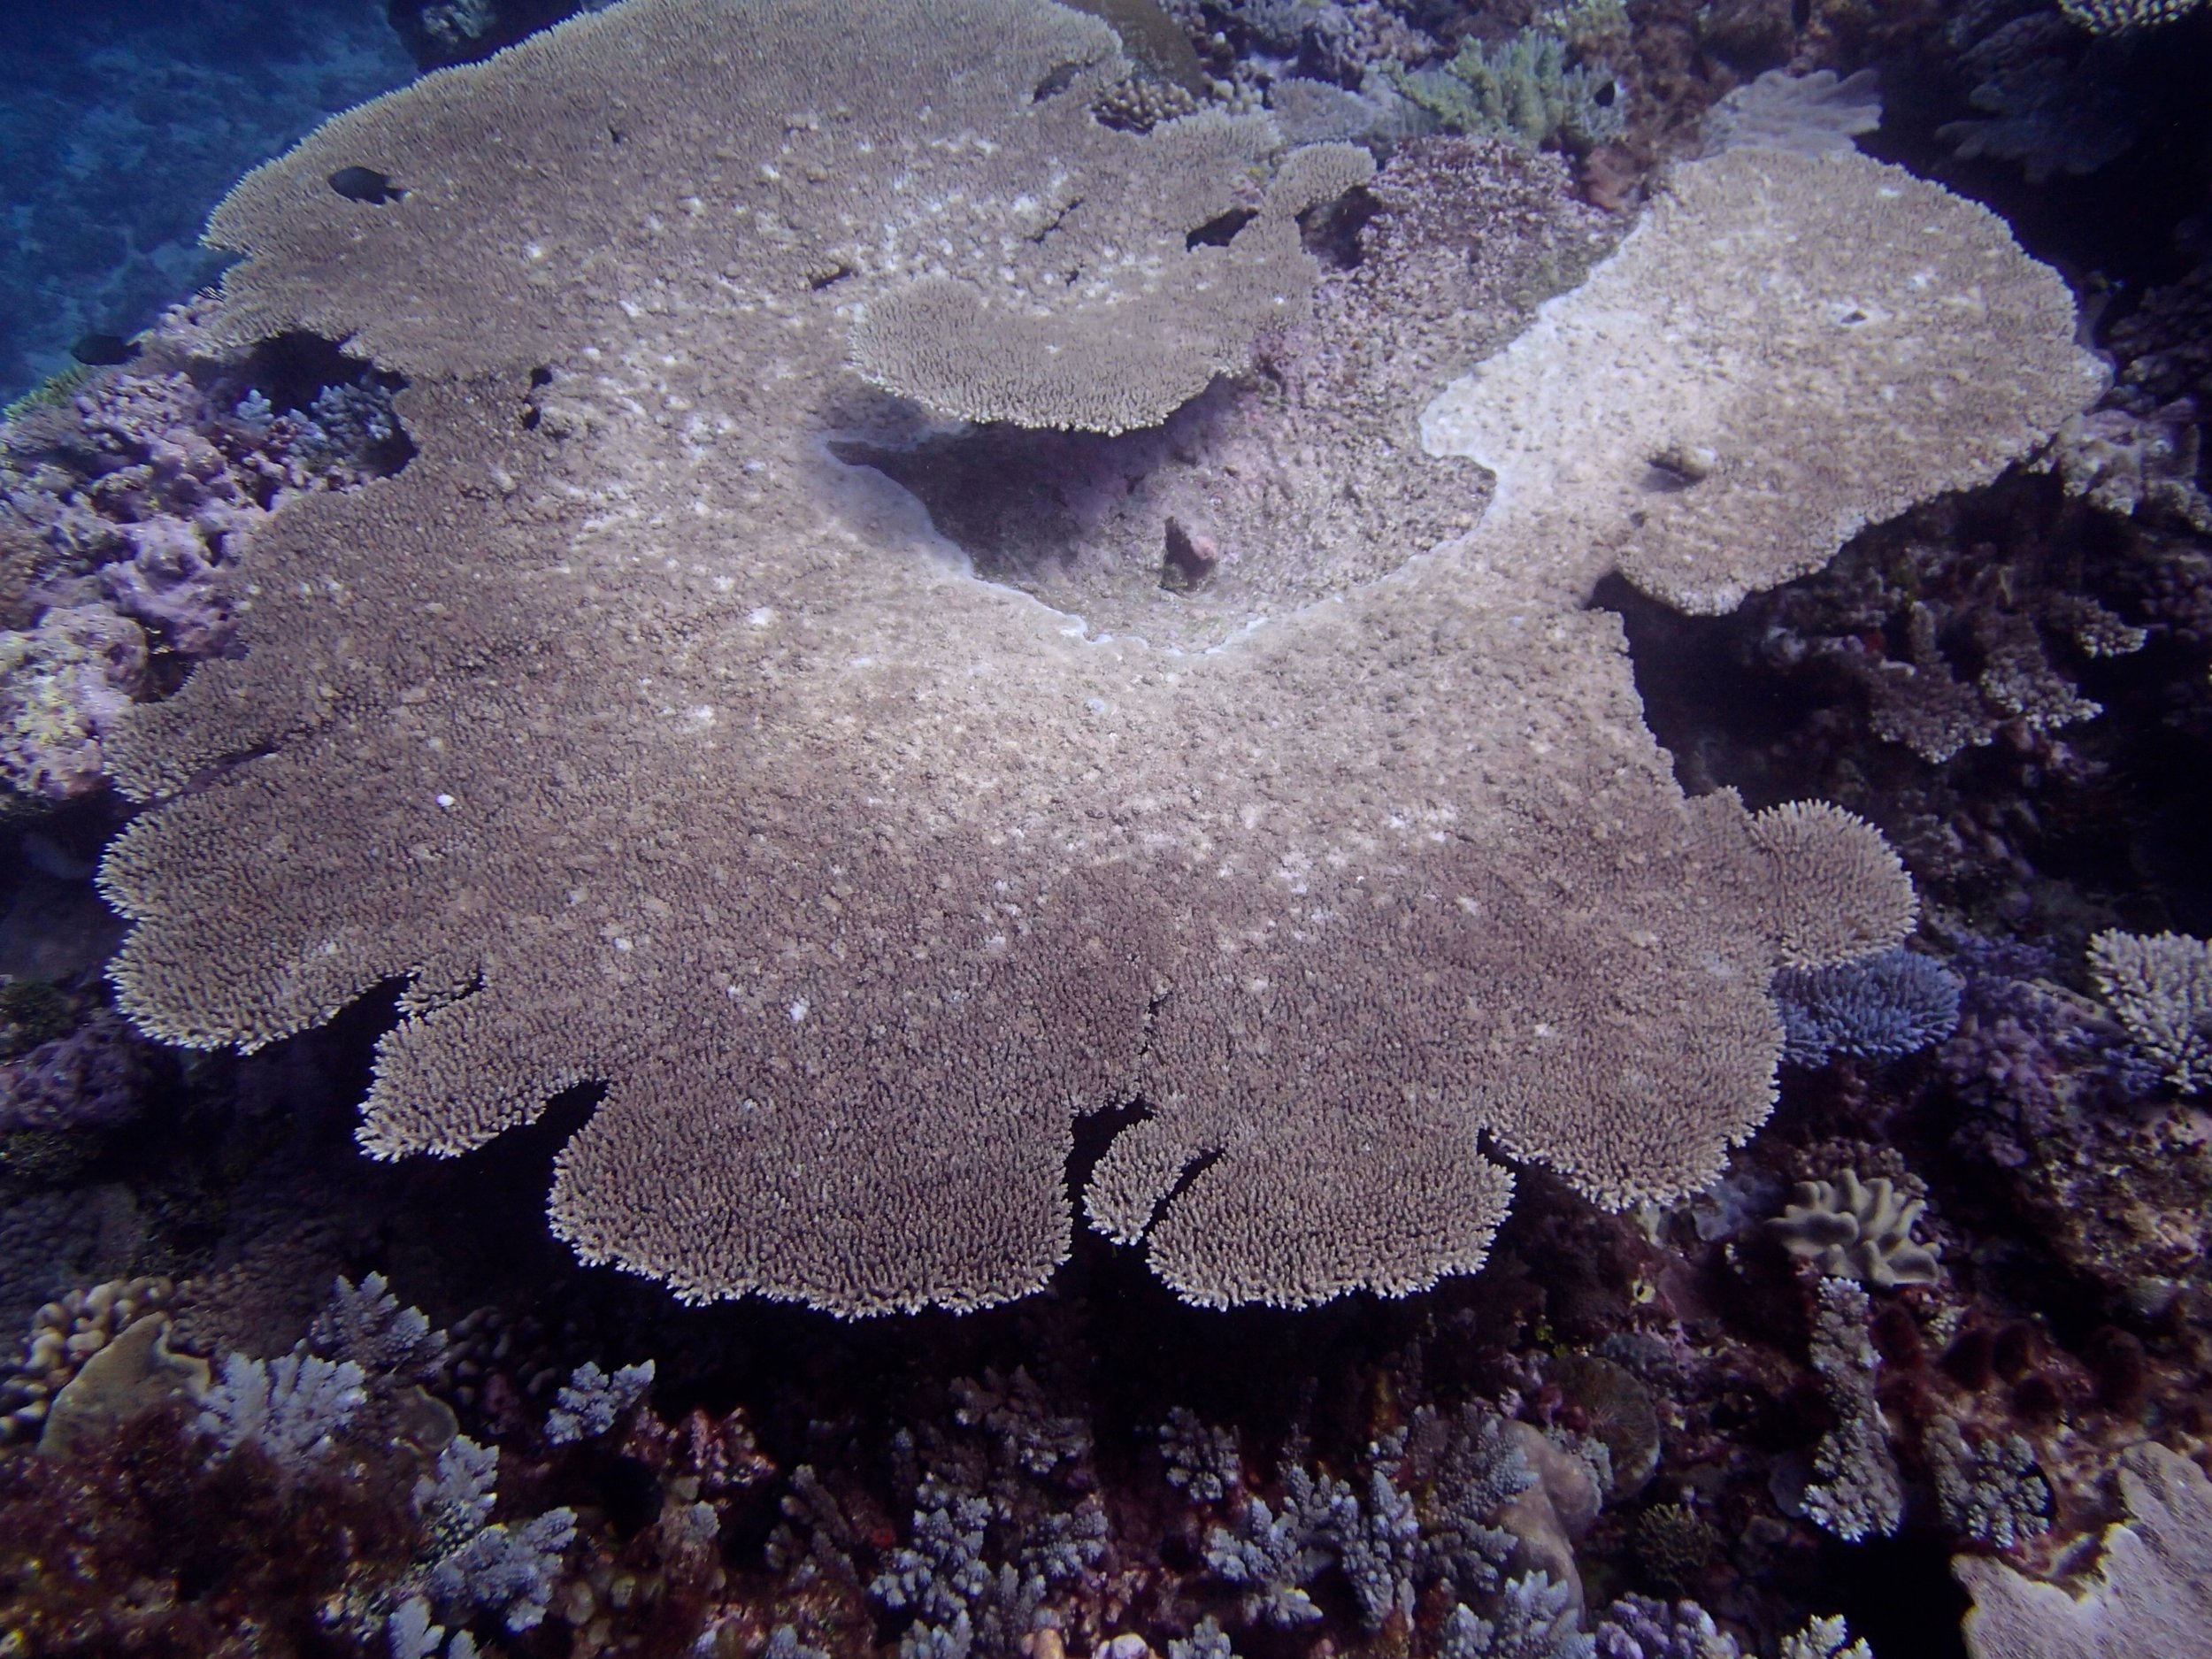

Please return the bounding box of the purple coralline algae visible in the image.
[0,1009,151,1134]
[1938,939,2162,1164]
[0,306,405,803]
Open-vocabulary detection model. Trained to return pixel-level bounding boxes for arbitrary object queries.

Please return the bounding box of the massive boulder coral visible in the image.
[98,0,2095,1314]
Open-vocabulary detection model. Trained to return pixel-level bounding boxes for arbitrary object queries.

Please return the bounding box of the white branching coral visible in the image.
[196,1350,366,1470]
[1801,1280,1903,1543]
[308,1271,448,1379]
[2087,929,2212,1093]
[97,0,2092,1315]
[404,1434,577,1635]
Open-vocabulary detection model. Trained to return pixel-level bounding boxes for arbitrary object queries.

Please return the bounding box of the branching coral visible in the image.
[2086,929,2212,1093]
[307,1270,449,1380]
[1405,1403,1533,1602]
[1390,30,1624,150]
[1773,948,1962,1069]
[196,1350,367,1471]
[545,1357,655,1445]
[1800,1280,1903,1542]
[1929,1419,2051,1549]
[96,0,2092,1315]
[1778,1617,1872,1659]
[1161,1406,1244,1502]
[1441,1570,1597,1659]
[1594,1595,1743,1659]
[1206,1467,1340,1626]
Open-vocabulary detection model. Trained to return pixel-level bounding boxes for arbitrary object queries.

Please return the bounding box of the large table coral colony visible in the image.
[96,0,2100,1315]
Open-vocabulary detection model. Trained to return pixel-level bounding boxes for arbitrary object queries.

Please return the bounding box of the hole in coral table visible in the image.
[1184,207,1256,250]
[825,384,1248,635]
[327,165,403,204]
[1032,58,1088,102]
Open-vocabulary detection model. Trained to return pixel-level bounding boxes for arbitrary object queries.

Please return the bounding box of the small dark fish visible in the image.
[69,332,136,366]
[328,165,404,204]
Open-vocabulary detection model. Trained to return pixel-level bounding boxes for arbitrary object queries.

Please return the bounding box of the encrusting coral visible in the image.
[95,0,2096,1316]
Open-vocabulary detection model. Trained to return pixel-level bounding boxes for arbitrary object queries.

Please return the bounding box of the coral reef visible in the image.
[0,605,147,801]
[0,308,409,803]
[94,0,2077,1317]
[0,1271,594,1654]
[1957,1444,2212,1657]
[1768,1172,1942,1287]
[1772,949,1962,1069]
[0,1007,153,1133]
[1798,1280,1903,1542]
[2086,929,2212,1091]
[0,4,2208,1658]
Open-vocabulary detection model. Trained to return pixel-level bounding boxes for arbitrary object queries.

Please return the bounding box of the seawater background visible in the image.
[0,0,416,403]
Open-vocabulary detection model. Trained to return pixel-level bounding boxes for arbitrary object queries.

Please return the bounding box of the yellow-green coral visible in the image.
[1,363,96,426]
[2060,0,2203,31]
[1390,29,1625,150]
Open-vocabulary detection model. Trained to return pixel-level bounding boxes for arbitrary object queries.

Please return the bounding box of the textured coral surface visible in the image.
[81,0,2117,1318]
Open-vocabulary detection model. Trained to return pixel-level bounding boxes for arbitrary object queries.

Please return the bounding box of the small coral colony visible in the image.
[1,0,2210,1655]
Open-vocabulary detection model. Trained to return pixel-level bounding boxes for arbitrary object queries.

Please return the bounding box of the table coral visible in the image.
[96,0,2095,1316]
[1957,1443,2212,1659]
